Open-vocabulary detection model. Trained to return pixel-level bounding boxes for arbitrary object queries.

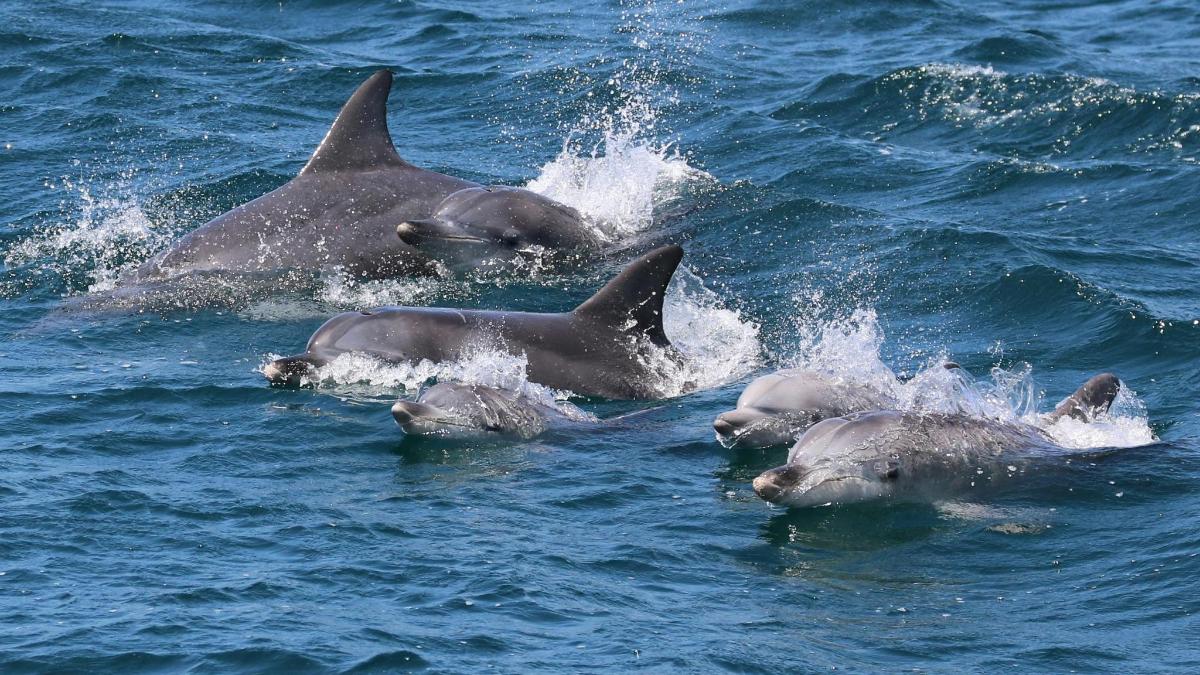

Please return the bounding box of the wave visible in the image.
[775,62,1200,163]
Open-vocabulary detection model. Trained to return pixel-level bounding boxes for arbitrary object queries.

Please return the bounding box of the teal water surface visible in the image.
[1,1,1198,671]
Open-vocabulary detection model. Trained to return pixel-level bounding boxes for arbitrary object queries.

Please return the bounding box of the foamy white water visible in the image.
[779,306,1155,449]
[527,131,710,241]
[5,179,168,292]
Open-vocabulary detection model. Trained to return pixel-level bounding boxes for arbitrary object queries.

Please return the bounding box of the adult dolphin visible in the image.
[264,245,687,400]
[752,373,1126,508]
[135,70,478,281]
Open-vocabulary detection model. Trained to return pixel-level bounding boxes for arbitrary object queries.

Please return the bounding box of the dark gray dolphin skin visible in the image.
[135,70,477,281]
[753,373,1123,508]
[264,244,686,400]
[712,369,896,449]
[391,382,572,440]
[397,186,599,272]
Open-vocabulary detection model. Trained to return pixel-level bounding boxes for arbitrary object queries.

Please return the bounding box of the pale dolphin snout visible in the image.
[396,219,485,247]
[391,400,450,435]
[263,355,320,386]
[713,408,802,448]
[396,220,432,246]
[752,465,804,502]
[712,415,736,437]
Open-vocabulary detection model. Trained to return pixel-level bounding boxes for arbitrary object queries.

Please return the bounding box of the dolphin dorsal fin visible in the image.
[1048,373,1121,422]
[300,70,407,175]
[573,245,683,346]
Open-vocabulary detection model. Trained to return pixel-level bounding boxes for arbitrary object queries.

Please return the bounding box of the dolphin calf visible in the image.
[752,373,1124,508]
[712,369,896,449]
[135,70,478,281]
[397,186,599,272]
[391,382,582,440]
[714,363,967,448]
[264,245,687,400]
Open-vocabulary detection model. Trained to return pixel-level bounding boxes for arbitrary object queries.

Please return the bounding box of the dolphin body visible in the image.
[264,245,687,400]
[135,70,479,282]
[133,70,596,283]
[391,382,581,440]
[752,373,1123,508]
[397,186,600,273]
[712,369,897,449]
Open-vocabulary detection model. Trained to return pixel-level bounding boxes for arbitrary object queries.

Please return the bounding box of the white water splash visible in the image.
[317,269,472,310]
[650,266,762,396]
[1043,385,1156,449]
[778,307,1155,449]
[527,130,710,241]
[524,12,714,241]
[5,179,168,292]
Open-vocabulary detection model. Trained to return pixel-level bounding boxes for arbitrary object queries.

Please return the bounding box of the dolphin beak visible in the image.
[713,414,736,437]
[752,473,784,502]
[752,464,805,503]
[397,219,487,247]
[396,220,433,246]
[263,355,319,386]
[391,400,447,434]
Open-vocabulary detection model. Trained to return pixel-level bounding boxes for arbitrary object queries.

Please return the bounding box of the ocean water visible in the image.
[1,0,1198,671]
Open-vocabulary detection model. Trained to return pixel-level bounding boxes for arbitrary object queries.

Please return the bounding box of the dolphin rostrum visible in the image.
[264,245,687,400]
[752,373,1124,508]
[712,369,896,448]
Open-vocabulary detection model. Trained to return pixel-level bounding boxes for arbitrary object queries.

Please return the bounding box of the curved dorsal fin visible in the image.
[573,245,683,346]
[1048,373,1121,422]
[300,70,407,175]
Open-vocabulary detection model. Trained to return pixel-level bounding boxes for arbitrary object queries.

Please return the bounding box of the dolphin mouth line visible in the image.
[397,415,479,430]
[426,234,489,244]
[397,223,489,245]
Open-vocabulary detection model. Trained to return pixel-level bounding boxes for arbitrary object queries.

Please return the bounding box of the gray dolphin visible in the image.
[752,373,1123,508]
[396,186,599,272]
[263,245,687,400]
[135,70,477,281]
[712,363,964,448]
[391,382,577,440]
[712,369,896,449]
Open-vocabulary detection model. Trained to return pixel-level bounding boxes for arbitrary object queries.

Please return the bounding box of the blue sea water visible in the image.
[2,0,1199,671]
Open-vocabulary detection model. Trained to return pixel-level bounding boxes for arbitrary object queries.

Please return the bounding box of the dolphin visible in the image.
[263,245,687,400]
[396,186,599,272]
[752,373,1124,508]
[712,369,896,449]
[391,382,581,440]
[134,70,478,282]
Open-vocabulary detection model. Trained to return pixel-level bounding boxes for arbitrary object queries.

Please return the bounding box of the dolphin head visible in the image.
[713,371,863,448]
[713,407,814,448]
[392,382,549,439]
[397,186,592,270]
[262,309,400,386]
[752,458,898,508]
